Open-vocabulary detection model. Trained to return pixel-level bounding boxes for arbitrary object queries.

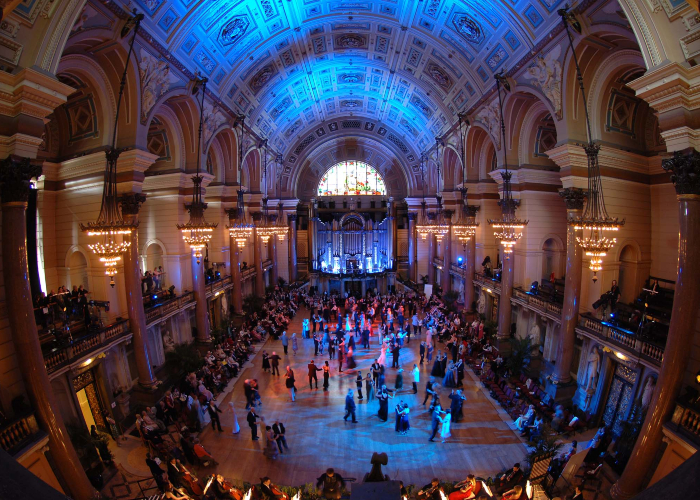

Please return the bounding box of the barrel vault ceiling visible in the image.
[117,0,570,169]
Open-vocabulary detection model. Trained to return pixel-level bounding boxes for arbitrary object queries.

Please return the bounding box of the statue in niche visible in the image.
[529,320,541,346]
[641,375,657,410]
[163,330,175,352]
[523,45,563,119]
[583,346,601,392]
[477,292,486,315]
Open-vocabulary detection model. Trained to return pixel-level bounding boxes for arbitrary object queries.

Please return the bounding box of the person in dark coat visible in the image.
[206,401,223,432]
[145,453,165,492]
[391,344,400,368]
[344,389,357,423]
[495,463,523,494]
[317,468,346,500]
[420,341,426,364]
[247,407,260,440]
[308,360,322,389]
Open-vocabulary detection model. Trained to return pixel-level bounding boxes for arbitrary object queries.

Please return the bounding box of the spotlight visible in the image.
[120,10,144,38]
[191,76,209,95]
[457,256,463,264]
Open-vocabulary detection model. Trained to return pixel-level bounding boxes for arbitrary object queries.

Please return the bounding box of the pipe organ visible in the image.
[315,213,389,274]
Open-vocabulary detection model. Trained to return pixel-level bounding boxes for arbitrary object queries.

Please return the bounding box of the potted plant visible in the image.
[506,336,539,378]
[420,275,429,285]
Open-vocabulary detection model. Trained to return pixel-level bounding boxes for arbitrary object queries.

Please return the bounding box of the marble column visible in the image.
[496,202,518,352]
[227,209,242,314]
[288,213,298,281]
[407,213,417,282]
[611,149,700,499]
[428,213,436,283]
[0,156,97,500]
[252,212,265,297]
[309,199,318,271]
[191,247,210,342]
[552,188,586,386]
[386,197,395,270]
[441,210,454,294]
[270,231,279,287]
[120,193,157,387]
[464,205,480,311]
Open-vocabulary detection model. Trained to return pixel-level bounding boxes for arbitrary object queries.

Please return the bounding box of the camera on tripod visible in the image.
[592,291,612,310]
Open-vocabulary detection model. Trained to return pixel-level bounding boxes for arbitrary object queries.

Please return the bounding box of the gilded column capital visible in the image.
[287,213,298,223]
[442,209,454,220]
[119,192,146,215]
[558,187,587,210]
[251,211,263,223]
[0,155,42,203]
[407,212,418,221]
[662,148,700,196]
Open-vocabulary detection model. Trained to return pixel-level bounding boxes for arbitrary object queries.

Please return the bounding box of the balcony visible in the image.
[512,287,562,321]
[474,271,501,293]
[206,275,233,299]
[670,392,700,448]
[576,313,664,367]
[0,413,43,457]
[42,319,131,375]
[145,291,195,326]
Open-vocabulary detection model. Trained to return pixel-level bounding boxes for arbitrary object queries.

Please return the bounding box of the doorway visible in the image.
[602,364,638,437]
[73,370,106,431]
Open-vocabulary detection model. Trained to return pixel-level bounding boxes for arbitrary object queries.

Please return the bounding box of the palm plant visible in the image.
[506,335,538,377]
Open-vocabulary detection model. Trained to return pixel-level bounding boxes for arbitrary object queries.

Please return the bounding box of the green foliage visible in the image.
[506,335,538,377]
[67,423,112,470]
[483,320,498,340]
[243,294,266,315]
[165,341,204,375]
[420,274,429,284]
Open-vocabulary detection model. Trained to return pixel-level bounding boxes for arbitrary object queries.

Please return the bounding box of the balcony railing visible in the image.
[145,291,195,324]
[670,393,700,447]
[42,319,130,374]
[0,413,41,456]
[512,287,563,319]
[206,275,232,297]
[474,272,501,292]
[577,313,664,366]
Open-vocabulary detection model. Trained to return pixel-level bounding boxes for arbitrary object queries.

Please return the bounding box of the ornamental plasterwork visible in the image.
[523,45,562,119]
[139,49,178,124]
[474,99,501,150]
[203,102,226,145]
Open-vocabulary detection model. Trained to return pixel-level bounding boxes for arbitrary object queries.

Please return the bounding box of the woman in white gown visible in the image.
[377,342,388,366]
[345,314,352,332]
[440,408,452,443]
[227,401,240,434]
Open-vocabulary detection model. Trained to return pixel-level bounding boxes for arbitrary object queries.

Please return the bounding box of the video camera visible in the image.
[592,291,612,310]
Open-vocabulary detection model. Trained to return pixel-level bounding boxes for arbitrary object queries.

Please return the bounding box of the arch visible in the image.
[141,239,167,260]
[241,147,260,193]
[540,234,565,280]
[617,240,643,304]
[144,241,165,273]
[65,245,91,291]
[317,161,387,197]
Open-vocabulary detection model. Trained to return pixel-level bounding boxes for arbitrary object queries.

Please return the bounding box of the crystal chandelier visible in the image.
[176,76,218,264]
[228,115,254,247]
[487,71,528,256]
[272,154,289,241]
[80,11,144,287]
[416,153,433,240]
[452,113,479,247]
[256,141,277,243]
[560,6,624,282]
[432,137,450,243]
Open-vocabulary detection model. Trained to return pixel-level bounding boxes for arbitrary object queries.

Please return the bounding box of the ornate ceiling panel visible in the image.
[119,0,569,164]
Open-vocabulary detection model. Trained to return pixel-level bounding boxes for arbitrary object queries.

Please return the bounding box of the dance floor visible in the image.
[198,308,527,489]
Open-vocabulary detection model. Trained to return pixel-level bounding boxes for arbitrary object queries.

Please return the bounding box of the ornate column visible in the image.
[270,230,279,287]
[309,199,318,271]
[120,193,157,387]
[407,212,417,282]
[496,201,519,352]
[428,212,436,283]
[552,188,586,389]
[441,210,454,294]
[191,246,210,342]
[252,212,265,297]
[386,197,395,270]
[227,209,243,314]
[612,149,700,499]
[464,205,480,310]
[0,156,97,500]
[288,213,298,281]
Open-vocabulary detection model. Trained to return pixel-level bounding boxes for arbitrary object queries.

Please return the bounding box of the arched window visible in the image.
[317,160,386,196]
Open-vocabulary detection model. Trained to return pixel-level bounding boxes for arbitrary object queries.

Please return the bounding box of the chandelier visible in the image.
[432,137,450,242]
[256,141,278,243]
[80,11,144,287]
[176,76,218,264]
[487,71,528,256]
[272,154,289,241]
[416,153,433,240]
[227,115,254,247]
[560,6,624,281]
[452,113,479,247]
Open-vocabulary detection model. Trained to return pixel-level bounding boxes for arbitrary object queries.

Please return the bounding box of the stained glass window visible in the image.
[317,161,386,196]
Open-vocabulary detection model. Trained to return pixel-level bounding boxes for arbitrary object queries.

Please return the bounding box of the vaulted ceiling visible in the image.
[118,0,570,167]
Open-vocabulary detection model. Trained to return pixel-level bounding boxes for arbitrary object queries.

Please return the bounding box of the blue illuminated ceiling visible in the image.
[125,0,567,161]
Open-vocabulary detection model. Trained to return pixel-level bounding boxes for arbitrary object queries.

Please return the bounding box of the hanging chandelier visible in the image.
[272,154,289,241]
[176,75,218,264]
[256,141,277,243]
[80,11,144,287]
[432,137,450,242]
[560,6,624,282]
[487,71,528,256]
[227,115,254,247]
[452,113,479,247]
[416,153,433,240]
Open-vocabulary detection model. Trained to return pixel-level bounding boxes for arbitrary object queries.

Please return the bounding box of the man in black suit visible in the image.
[317,468,346,500]
[272,420,288,453]
[206,401,223,432]
[392,344,400,368]
[308,360,322,389]
[420,342,426,364]
[344,389,357,423]
[247,407,260,440]
[145,453,165,492]
[260,477,286,499]
[495,463,523,494]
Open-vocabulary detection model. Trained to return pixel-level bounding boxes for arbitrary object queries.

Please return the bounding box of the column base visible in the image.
[496,336,512,356]
[543,377,578,404]
[138,379,159,392]
[196,337,213,344]
[610,481,635,500]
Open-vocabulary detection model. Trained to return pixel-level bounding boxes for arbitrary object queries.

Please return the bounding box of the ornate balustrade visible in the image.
[510,287,562,322]
[670,395,700,447]
[577,313,664,366]
[42,319,130,374]
[474,272,501,292]
[0,413,41,456]
[145,292,195,324]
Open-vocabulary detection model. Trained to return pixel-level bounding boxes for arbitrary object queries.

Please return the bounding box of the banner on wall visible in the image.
[424,284,433,298]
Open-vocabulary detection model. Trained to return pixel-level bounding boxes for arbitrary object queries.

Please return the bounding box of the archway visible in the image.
[145,242,164,274]
[541,237,564,281]
[67,250,89,291]
[618,244,641,304]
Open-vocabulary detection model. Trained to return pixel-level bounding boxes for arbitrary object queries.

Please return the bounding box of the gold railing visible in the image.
[577,314,664,365]
[671,399,700,446]
[145,292,195,324]
[511,287,562,320]
[0,413,40,455]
